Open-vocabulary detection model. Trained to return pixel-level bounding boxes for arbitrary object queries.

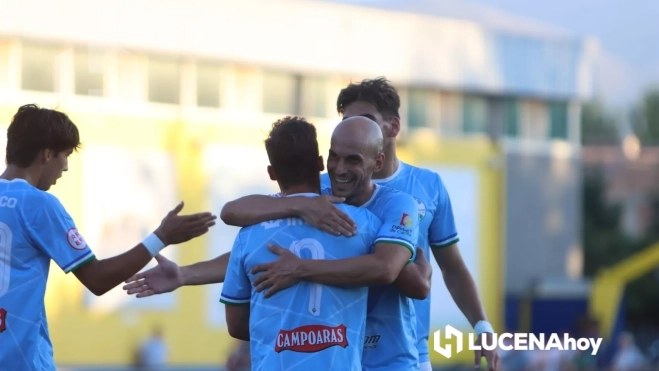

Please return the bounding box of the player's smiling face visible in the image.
[326,138,377,202]
[37,148,72,190]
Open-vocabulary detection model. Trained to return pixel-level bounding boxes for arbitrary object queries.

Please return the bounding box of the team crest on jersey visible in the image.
[0,308,7,333]
[67,228,87,250]
[415,198,426,220]
[275,324,348,353]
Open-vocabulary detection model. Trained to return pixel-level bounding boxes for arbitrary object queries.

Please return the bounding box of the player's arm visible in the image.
[225,306,250,341]
[293,241,412,286]
[29,197,216,296]
[123,252,230,298]
[252,193,420,294]
[394,247,432,299]
[220,194,355,236]
[429,177,488,327]
[221,234,252,341]
[180,252,230,285]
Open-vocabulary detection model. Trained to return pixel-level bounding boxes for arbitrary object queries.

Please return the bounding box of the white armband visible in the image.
[474,320,494,335]
[142,233,166,257]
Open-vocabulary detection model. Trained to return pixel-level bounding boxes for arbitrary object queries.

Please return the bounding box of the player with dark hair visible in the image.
[220,116,384,370]
[336,77,499,370]
[0,104,217,371]
[219,115,429,371]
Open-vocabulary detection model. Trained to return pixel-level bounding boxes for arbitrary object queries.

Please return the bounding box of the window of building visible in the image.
[21,43,58,92]
[519,99,549,139]
[462,95,488,134]
[504,98,520,137]
[439,92,463,135]
[300,76,328,118]
[196,62,221,108]
[262,70,298,115]
[74,47,104,96]
[407,88,435,129]
[549,101,568,139]
[147,56,180,105]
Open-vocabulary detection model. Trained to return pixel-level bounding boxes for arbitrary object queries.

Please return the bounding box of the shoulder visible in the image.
[376,185,415,204]
[22,190,66,217]
[403,162,442,185]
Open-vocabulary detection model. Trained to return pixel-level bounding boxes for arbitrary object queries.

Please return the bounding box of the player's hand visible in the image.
[297,195,356,237]
[251,244,302,298]
[154,201,217,246]
[474,332,500,370]
[122,254,184,298]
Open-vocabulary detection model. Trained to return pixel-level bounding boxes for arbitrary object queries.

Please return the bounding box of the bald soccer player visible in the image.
[125,116,431,371]
[220,116,430,371]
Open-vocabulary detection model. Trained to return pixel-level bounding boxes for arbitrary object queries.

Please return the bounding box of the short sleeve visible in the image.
[428,176,459,248]
[25,194,95,273]
[374,192,419,260]
[220,232,251,306]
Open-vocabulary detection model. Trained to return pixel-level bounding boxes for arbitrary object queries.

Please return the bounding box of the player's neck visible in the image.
[347,182,376,207]
[280,184,320,197]
[0,165,40,188]
[372,144,399,180]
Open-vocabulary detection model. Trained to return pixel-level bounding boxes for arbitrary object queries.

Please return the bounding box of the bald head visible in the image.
[332,116,383,156]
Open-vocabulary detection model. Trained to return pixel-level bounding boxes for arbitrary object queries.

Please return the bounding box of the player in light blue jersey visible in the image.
[333,78,500,371]
[221,116,431,371]
[0,104,216,371]
[220,116,383,370]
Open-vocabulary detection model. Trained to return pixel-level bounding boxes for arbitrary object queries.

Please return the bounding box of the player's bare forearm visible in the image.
[220,195,300,226]
[395,261,431,299]
[181,252,230,285]
[73,244,153,296]
[432,244,488,326]
[297,244,410,286]
[226,306,251,341]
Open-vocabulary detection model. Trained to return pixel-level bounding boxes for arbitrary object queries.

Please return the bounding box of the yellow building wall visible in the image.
[0,106,503,366]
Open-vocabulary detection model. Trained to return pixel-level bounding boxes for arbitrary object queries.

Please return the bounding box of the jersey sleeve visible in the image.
[374,192,419,260]
[220,232,251,306]
[428,175,460,248]
[25,194,95,273]
[362,212,383,254]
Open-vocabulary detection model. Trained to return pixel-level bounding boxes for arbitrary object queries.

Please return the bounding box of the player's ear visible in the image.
[317,156,325,172]
[388,116,400,138]
[40,149,52,163]
[267,165,277,181]
[374,152,385,172]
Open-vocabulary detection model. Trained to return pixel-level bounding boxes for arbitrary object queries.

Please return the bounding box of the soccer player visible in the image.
[332,77,499,371]
[220,116,429,371]
[0,104,217,371]
[220,116,384,370]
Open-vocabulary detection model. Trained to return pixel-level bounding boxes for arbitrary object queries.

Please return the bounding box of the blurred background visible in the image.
[0,0,658,370]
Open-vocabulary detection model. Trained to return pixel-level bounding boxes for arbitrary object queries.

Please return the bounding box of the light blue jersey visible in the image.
[320,177,422,371]
[0,179,95,371]
[371,162,459,364]
[221,193,383,371]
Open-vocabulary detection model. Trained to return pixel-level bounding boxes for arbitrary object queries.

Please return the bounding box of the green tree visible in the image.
[631,87,659,144]
[581,100,620,145]
[583,170,659,326]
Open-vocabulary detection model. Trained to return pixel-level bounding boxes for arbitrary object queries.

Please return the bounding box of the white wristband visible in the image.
[474,320,494,335]
[142,233,166,257]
